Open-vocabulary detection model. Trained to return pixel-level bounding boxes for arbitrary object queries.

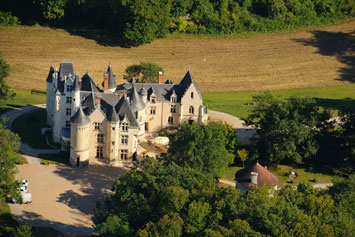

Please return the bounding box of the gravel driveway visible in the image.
[10,163,125,236]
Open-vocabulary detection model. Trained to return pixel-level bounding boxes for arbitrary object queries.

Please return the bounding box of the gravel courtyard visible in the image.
[10,164,125,236]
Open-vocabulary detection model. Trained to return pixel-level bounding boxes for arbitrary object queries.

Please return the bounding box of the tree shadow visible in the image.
[64,27,131,48]
[53,164,125,216]
[294,30,355,82]
[313,97,355,111]
[12,210,91,236]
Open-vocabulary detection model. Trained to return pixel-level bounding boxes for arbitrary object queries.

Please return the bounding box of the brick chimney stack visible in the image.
[158,71,163,84]
[104,73,109,91]
[95,95,101,106]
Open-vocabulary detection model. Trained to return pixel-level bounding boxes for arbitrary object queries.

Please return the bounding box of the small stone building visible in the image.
[235,162,279,192]
[46,61,208,167]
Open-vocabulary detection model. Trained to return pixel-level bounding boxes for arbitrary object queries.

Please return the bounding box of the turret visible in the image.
[130,86,146,135]
[70,107,90,167]
[102,62,117,93]
[140,87,147,104]
[73,74,81,112]
[106,107,119,163]
[46,62,54,126]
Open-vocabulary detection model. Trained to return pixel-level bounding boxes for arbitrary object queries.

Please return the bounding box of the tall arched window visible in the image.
[191,92,194,99]
[189,106,194,114]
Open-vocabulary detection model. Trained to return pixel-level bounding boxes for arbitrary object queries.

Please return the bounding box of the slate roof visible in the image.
[235,163,279,189]
[73,75,80,91]
[81,73,101,92]
[129,86,145,112]
[46,64,54,83]
[70,106,90,125]
[56,62,75,94]
[101,63,117,89]
[116,70,201,103]
[115,95,139,128]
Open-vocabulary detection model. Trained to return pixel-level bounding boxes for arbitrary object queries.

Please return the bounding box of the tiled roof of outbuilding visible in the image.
[235,163,278,189]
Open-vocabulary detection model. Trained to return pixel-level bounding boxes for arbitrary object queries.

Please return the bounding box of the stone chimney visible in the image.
[104,73,109,91]
[250,172,258,185]
[158,71,163,84]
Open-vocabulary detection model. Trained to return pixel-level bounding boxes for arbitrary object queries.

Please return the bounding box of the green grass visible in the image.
[203,84,355,119]
[221,164,333,186]
[39,152,70,165]
[12,109,51,149]
[0,88,46,115]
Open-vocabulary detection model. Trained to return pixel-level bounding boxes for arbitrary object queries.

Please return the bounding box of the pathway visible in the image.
[209,110,256,144]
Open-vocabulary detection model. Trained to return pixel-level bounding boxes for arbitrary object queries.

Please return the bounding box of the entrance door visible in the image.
[145,122,149,131]
[76,156,80,167]
[188,119,194,125]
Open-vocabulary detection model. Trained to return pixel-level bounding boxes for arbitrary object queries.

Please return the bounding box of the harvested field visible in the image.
[0,20,354,92]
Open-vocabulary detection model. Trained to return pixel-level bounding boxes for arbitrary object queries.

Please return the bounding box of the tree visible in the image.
[123,62,164,83]
[246,93,331,166]
[168,122,229,178]
[223,122,237,154]
[95,215,131,236]
[237,148,248,168]
[0,55,15,107]
[33,0,68,21]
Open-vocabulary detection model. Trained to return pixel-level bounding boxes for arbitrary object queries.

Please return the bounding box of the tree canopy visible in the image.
[0,55,15,107]
[123,62,163,83]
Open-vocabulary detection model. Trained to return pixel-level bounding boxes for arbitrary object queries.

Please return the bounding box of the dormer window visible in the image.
[121,122,129,131]
[191,92,194,99]
[171,96,176,103]
[151,96,156,103]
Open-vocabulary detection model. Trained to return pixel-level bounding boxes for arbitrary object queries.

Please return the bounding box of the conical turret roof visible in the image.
[70,107,90,125]
[107,106,119,122]
[102,62,117,90]
[73,74,80,91]
[46,63,54,82]
[130,86,145,112]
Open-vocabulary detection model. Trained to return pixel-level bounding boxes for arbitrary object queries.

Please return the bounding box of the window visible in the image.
[120,149,128,160]
[65,120,70,128]
[168,116,173,124]
[66,108,71,116]
[171,96,176,103]
[97,134,104,143]
[189,106,194,115]
[112,127,115,131]
[150,106,156,115]
[121,122,129,131]
[94,122,100,131]
[96,146,103,158]
[66,85,73,92]
[191,92,194,99]
[151,96,156,103]
[121,135,128,145]
[66,97,72,104]
[170,105,176,113]
[112,141,115,145]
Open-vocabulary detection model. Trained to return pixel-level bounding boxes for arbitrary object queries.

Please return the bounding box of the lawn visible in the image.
[204,84,355,119]
[12,108,52,149]
[221,165,334,186]
[39,152,70,165]
[0,88,46,115]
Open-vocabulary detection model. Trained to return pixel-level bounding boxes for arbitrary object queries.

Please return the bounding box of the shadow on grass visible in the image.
[39,152,70,165]
[54,164,125,216]
[314,97,355,111]
[12,108,51,149]
[64,27,131,48]
[294,29,355,82]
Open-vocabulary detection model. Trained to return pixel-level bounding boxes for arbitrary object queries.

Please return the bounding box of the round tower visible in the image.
[70,107,90,167]
[131,87,146,135]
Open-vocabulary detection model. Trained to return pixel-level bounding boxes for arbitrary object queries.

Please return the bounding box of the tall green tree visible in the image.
[0,55,15,107]
[168,122,229,178]
[246,93,331,166]
[123,62,163,83]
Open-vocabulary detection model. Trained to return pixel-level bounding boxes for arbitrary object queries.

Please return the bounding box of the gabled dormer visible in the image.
[170,90,177,103]
[179,69,202,100]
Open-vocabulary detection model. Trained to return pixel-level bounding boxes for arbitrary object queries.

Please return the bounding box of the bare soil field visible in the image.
[0,20,354,92]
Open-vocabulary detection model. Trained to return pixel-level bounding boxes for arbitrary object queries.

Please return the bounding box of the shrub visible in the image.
[0,11,20,26]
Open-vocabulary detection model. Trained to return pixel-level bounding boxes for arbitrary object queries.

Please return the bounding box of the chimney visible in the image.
[104,73,109,91]
[250,172,258,185]
[95,95,101,105]
[158,71,163,84]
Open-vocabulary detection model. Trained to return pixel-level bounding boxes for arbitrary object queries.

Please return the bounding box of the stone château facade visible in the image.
[46,62,208,167]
